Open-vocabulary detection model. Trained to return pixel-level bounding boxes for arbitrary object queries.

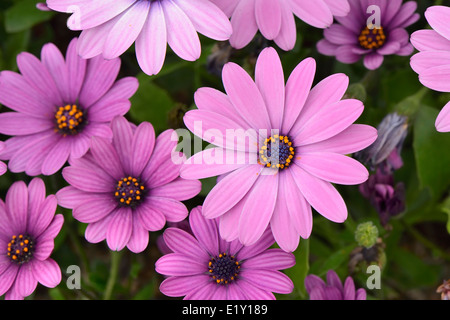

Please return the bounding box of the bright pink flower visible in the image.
[410,5,450,132]
[317,0,419,70]
[0,38,138,176]
[211,0,350,50]
[46,0,232,76]
[0,179,64,300]
[181,47,377,252]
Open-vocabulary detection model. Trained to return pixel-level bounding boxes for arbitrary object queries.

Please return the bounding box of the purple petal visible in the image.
[106,207,133,251]
[126,216,149,253]
[188,206,219,256]
[134,201,166,231]
[163,227,209,260]
[150,178,201,201]
[243,249,295,270]
[14,264,38,298]
[159,275,210,298]
[30,258,61,288]
[155,253,206,276]
[130,122,155,177]
[73,195,117,224]
[6,181,28,234]
[90,136,124,179]
[0,264,19,296]
[436,101,450,133]
[239,269,293,294]
[147,196,188,223]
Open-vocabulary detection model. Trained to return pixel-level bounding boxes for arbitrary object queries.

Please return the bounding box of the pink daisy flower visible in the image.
[317,0,419,70]
[56,116,202,253]
[156,206,295,300]
[211,0,350,51]
[0,178,64,300]
[45,0,232,76]
[410,5,450,132]
[305,270,367,300]
[181,47,377,252]
[0,37,138,176]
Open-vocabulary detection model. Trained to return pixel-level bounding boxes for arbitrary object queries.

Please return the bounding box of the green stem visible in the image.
[103,250,122,300]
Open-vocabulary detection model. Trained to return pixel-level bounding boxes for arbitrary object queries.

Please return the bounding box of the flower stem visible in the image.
[103,250,122,300]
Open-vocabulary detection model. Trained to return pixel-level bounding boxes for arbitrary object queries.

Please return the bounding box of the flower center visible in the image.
[208,253,240,285]
[55,104,85,135]
[7,234,35,265]
[258,135,295,170]
[358,26,386,50]
[114,176,146,208]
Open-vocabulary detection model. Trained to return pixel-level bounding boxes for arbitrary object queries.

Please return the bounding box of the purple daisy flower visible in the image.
[410,5,450,132]
[305,270,367,300]
[156,206,295,300]
[0,178,64,300]
[45,0,232,76]
[0,37,138,176]
[317,0,419,70]
[56,116,202,253]
[181,47,377,252]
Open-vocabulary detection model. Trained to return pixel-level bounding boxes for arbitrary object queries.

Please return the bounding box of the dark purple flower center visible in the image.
[7,234,35,265]
[114,176,146,208]
[55,104,85,135]
[208,252,240,285]
[258,135,295,170]
[358,26,386,50]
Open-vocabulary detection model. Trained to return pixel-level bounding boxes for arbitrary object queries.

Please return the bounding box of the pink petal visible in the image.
[419,64,450,92]
[126,216,149,253]
[155,253,206,276]
[31,258,61,288]
[103,1,150,59]
[202,165,262,219]
[255,47,285,130]
[290,0,333,28]
[255,0,281,40]
[273,1,297,51]
[238,173,278,246]
[425,6,450,40]
[172,0,232,41]
[222,62,272,131]
[436,101,450,133]
[106,207,133,251]
[296,152,369,185]
[161,0,201,61]
[6,181,28,234]
[163,228,209,260]
[135,0,167,76]
[283,57,316,134]
[290,164,348,223]
[229,0,258,49]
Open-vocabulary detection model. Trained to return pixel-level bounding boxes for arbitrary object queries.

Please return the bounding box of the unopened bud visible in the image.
[355,221,379,248]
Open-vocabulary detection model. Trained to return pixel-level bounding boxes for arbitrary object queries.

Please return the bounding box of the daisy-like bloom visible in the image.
[0,38,138,176]
[181,47,377,252]
[0,178,64,300]
[410,6,450,132]
[317,0,419,70]
[56,116,201,253]
[304,270,367,300]
[45,0,232,76]
[156,206,295,300]
[211,0,350,51]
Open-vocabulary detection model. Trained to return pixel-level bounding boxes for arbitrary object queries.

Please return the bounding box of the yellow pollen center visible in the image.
[55,104,84,135]
[258,135,295,170]
[358,25,386,50]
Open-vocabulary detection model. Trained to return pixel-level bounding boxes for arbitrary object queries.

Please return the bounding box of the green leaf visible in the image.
[283,239,309,299]
[129,73,175,133]
[4,0,54,33]
[440,196,450,234]
[413,105,450,200]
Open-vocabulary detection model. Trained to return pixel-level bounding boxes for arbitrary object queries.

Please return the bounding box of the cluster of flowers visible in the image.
[0,0,449,300]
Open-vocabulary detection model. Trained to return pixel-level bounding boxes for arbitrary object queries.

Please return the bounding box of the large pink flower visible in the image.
[46,0,232,75]
[210,0,350,51]
[181,47,377,252]
[410,5,450,132]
